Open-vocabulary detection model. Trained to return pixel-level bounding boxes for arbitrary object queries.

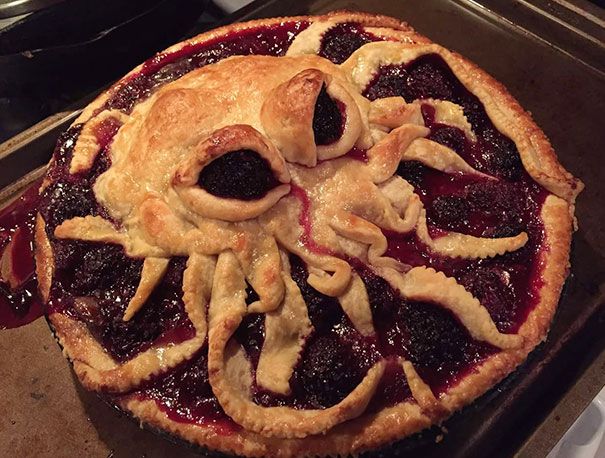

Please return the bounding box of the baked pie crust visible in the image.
[35,11,583,457]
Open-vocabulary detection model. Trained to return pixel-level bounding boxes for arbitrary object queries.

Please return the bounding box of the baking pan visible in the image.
[0,0,604,457]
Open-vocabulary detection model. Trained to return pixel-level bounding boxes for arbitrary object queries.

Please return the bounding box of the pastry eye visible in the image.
[261,68,366,166]
[312,84,345,146]
[197,149,281,201]
[173,125,291,222]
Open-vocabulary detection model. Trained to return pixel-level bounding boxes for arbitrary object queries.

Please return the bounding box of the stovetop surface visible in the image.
[0,0,225,142]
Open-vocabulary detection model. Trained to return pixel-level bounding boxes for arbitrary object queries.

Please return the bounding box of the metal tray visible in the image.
[0,0,604,457]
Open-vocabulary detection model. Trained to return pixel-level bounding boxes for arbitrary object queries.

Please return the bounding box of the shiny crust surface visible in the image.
[38,10,582,457]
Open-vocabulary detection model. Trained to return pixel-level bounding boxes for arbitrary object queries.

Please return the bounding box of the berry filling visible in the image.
[252,255,381,410]
[105,22,310,113]
[361,269,497,393]
[51,245,193,362]
[197,149,280,200]
[2,21,557,429]
[313,85,346,146]
[318,22,382,64]
[366,358,413,412]
[410,164,537,238]
[364,54,524,180]
[40,124,116,233]
[132,346,238,434]
[0,182,43,329]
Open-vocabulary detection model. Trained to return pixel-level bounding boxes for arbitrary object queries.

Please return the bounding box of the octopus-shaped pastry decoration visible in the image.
[47,38,539,437]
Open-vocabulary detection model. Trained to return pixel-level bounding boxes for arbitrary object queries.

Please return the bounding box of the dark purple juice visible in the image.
[132,346,239,434]
[104,21,310,113]
[0,182,44,329]
[318,22,383,64]
[0,18,559,426]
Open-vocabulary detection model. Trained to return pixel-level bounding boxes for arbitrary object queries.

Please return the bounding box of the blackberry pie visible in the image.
[34,11,583,457]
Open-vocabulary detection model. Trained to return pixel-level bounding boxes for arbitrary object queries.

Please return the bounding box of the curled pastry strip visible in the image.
[123,257,170,321]
[53,253,212,392]
[70,110,129,174]
[306,262,353,297]
[381,266,522,349]
[401,360,448,418]
[256,259,313,394]
[403,138,491,178]
[231,221,285,313]
[266,218,353,297]
[369,97,424,129]
[416,211,528,259]
[330,212,407,272]
[377,176,422,231]
[333,176,420,247]
[341,41,581,202]
[347,180,421,235]
[208,252,386,438]
[419,99,477,142]
[338,272,375,336]
[366,124,430,183]
[285,20,338,56]
[173,125,291,222]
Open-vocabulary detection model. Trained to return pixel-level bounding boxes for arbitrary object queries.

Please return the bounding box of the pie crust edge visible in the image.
[34,10,581,458]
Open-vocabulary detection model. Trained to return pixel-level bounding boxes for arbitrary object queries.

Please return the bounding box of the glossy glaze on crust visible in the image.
[33,10,582,458]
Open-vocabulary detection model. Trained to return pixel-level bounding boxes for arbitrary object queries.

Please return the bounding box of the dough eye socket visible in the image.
[313,84,345,146]
[197,149,281,201]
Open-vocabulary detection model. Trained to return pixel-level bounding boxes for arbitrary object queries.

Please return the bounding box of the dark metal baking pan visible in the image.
[0,0,603,457]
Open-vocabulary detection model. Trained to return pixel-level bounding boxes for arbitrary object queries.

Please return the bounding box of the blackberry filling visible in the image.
[197,149,280,200]
[362,270,497,393]
[253,255,380,409]
[384,164,546,335]
[364,54,524,180]
[0,183,43,329]
[51,246,193,362]
[134,346,237,433]
[366,359,413,411]
[313,85,345,146]
[105,22,310,113]
[318,22,381,64]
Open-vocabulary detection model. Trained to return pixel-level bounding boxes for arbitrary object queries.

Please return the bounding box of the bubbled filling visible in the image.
[197,150,280,200]
[318,22,382,64]
[12,21,555,430]
[129,346,238,434]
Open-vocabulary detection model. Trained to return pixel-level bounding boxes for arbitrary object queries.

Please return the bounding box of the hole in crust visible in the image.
[197,149,280,200]
[312,85,345,146]
[318,22,377,64]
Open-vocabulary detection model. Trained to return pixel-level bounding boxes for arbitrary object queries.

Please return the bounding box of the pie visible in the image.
[34,11,583,457]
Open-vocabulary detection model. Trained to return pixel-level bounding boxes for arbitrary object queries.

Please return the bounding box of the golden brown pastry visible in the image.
[35,11,582,457]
